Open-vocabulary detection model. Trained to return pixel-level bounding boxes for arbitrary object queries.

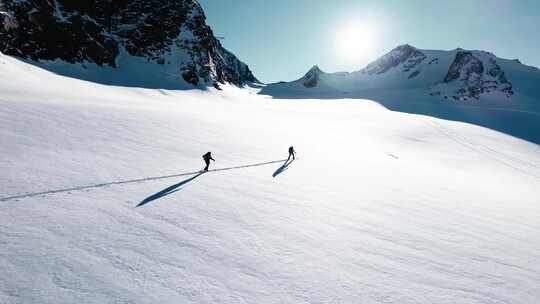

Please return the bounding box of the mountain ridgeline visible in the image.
[261,44,540,144]
[262,44,540,103]
[0,0,257,89]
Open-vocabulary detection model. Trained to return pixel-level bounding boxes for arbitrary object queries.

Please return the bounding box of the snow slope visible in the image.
[261,45,540,144]
[1,53,540,303]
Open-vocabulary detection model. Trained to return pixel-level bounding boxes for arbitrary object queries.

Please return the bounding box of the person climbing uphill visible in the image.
[287,146,296,161]
[202,151,215,171]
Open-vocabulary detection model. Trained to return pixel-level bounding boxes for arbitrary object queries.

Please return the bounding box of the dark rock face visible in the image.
[302,65,322,88]
[0,0,257,87]
[443,51,512,99]
[362,44,426,75]
[408,70,420,79]
[444,51,484,83]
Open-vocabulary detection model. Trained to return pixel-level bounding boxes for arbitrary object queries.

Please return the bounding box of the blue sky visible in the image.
[199,0,540,83]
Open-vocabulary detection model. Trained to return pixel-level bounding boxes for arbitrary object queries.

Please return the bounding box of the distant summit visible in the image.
[260,44,540,143]
[302,65,324,88]
[0,0,258,89]
[263,44,539,101]
[360,44,426,76]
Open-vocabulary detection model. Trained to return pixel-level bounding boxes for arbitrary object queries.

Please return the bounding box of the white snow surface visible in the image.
[1,53,540,303]
[261,47,540,145]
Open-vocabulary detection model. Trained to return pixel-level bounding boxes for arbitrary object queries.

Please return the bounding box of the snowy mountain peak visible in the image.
[361,44,427,75]
[307,65,323,74]
[263,44,540,103]
[0,0,258,89]
[302,65,325,87]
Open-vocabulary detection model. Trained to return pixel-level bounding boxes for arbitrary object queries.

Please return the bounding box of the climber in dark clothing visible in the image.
[202,152,215,171]
[287,146,296,161]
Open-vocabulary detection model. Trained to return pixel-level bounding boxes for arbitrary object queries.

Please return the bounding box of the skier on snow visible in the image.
[287,146,296,161]
[202,151,215,171]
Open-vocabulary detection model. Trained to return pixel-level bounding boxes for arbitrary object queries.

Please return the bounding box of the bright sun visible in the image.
[336,22,377,64]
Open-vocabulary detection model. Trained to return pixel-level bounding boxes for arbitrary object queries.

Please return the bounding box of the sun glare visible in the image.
[336,22,377,64]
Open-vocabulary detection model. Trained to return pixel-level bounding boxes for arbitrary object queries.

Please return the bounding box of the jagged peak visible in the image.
[306,65,324,75]
[391,43,417,52]
[301,65,325,88]
[361,44,425,75]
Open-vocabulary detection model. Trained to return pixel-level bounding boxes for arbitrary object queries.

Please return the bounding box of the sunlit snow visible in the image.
[1,53,539,304]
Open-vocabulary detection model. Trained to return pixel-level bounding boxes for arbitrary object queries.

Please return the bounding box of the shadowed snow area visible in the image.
[1,53,540,303]
[260,47,540,145]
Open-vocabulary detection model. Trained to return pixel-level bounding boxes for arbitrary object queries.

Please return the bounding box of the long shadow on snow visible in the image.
[272,159,294,178]
[137,172,204,207]
[0,159,287,202]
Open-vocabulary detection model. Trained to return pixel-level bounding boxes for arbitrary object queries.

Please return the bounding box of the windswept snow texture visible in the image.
[1,53,540,304]
[261,45,540,144]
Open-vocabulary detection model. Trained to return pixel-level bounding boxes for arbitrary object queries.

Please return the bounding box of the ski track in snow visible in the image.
[1,55,540,304]
[427,120,540,179]
[0,160,287,202]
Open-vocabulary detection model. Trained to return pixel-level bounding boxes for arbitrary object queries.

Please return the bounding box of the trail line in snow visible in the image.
[427,119,540,179]
[0,159,288,202]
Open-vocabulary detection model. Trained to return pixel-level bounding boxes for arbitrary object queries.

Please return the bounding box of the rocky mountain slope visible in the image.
[0,0,257,89]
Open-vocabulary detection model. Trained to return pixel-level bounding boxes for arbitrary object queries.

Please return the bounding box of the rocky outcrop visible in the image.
[0,0,257,88]
[302,65,323,88]
[440,50,512,99]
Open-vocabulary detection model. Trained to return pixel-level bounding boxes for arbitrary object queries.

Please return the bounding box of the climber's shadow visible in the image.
[137,172,203,207]
[272,159,295,178]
